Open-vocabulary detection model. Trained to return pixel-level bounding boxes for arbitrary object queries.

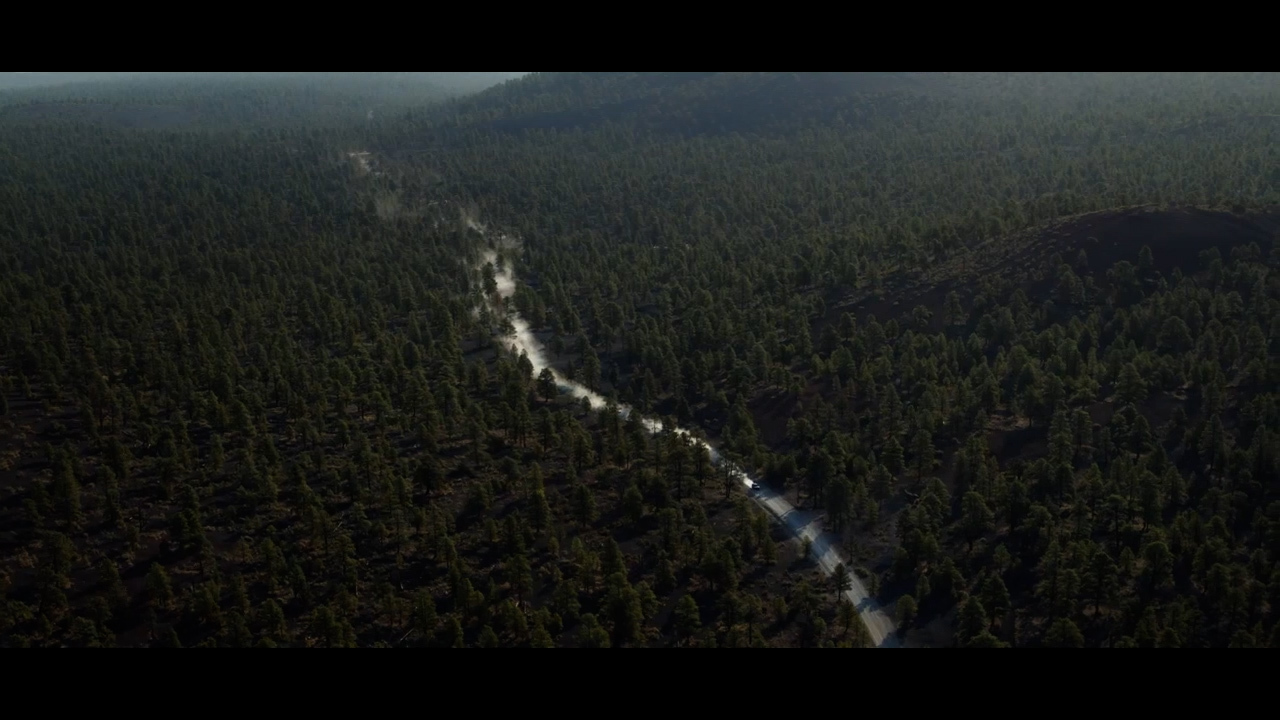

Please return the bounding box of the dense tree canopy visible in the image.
[2,71,1279,647]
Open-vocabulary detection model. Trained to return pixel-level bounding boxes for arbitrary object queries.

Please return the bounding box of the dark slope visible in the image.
[733,205,1280,647]
[843,206,1280,338]
[748,206,1280,449]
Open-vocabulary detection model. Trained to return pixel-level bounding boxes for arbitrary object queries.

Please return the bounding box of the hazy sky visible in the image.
[1,72,530,90]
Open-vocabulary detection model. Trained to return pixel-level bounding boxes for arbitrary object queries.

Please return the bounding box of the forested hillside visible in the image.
[0,75,853,649]
[2,72,1279,647]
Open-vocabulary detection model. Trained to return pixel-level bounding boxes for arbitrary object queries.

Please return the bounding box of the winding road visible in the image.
[342,145,902,646]
[479,248,901,647]
[750,484,899,647]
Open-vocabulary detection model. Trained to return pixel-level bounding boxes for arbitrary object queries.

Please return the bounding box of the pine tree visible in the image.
[1044,617,1085,647]
[573,482,597,526]
[673,594,701,646]
[654,551,677,595]
[530,620,555,648]
[97,558,128,610]
[960,491,995,553]
[414,591,439,643]
[956,596,988,646]
[1117,363,1147,405]
[441,615,465,648]
[145,563,174,610]
[911,430,936,482]
[622,482,644,526]
[882,434,905,476]
[579,613,611,648]
[895,595,917,631]
[980,574,1011,618]
[831,562,851,601]
[537,367,557,403]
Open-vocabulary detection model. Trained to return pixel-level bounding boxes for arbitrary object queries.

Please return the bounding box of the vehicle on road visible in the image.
[750,482,761,492]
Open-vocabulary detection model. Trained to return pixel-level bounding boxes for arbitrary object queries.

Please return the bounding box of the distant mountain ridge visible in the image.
[0,72,143,90]
[0,72,525,94]
[437,71,953,137]
[0,72,529,129]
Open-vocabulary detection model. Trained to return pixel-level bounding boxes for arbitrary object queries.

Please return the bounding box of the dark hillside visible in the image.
[734,207,1280,647]
[746,205,1279,461]
[838,206,1280,338]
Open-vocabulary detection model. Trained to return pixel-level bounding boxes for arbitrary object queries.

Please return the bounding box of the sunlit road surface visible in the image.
[481,248,901,648]
[746,482,900,648]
